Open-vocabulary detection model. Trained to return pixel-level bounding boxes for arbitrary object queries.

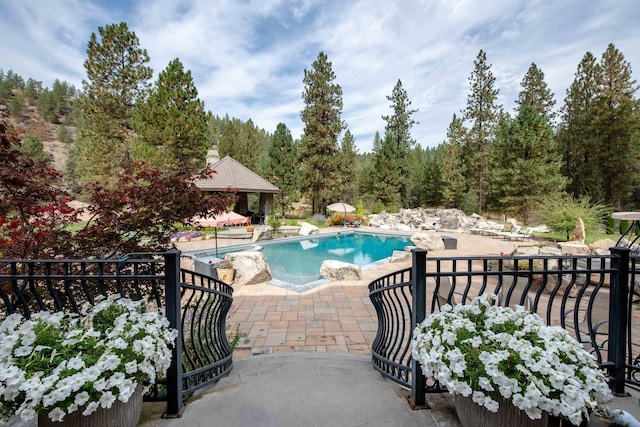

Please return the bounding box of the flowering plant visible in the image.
[215,259,234,269]
[0,295,178,423]
[411,294,612,425]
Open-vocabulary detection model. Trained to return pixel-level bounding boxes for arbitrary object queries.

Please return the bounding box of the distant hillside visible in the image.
[0,101,75,174]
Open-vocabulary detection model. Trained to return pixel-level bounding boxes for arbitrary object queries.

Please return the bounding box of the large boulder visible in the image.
[410,232,445,251]
[279,225,301,236]
[226,251,271,286]
[396,223,413,232]
[558,241,590,256]
[320,260,362,280]
[390,250,410,263]
[299,222,319,236]
[512,245,540,256]
[252,226,273,242]
[590,238,617,251]
[539,246,563,257]
[510,245,561,271]
[572,217,586,244]
[439,209,466,231]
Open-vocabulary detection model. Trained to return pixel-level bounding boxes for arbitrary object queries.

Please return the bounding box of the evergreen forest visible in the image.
[2,21,639,223]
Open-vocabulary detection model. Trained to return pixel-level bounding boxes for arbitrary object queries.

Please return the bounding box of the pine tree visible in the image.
[20,133,50,163]
[440,114,467,208]
[372,79,418,207]
[462,50,502,211]
[56,125,73,144]
[338,130,358,203]
[490,106,565,223]
[0,70,11,103]
[217,117,270,173]
[371,133,404,209]
[406,146,442,208]
[299,51,344,212]
[9,92,24,117]
[240,119,270,173]
[24,78,42,103]
[358,132,381,200]
[557,52,599,199]
[133,58,211,173]
[516,63,556,124]
[72,22,152,186]
[591,44,640,208]
[268,123,299,215]
[218,118,240,159]
[37,81,76,124]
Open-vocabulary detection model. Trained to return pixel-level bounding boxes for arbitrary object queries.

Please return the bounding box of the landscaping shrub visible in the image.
[371,200,385,214]
[268,215,281,230]
[620,219,630,235]
[460,189,479,215]
[605,215,615,234]
[537,194,608,240]
[309,213,327,228]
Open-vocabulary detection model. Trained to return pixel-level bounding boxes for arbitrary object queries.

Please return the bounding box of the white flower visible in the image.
[99,391,116,409]
[47,407,66,422]
[110,337,128,349]
[74,391,90,406]
[124,361,138,374]
[0,296,177,423]
[82,401,100,416]
[412,294,613,426]
[67,355,85,370]
[15,405,36,420]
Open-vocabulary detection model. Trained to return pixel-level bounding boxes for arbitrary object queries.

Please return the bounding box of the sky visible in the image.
[1,0,639,153]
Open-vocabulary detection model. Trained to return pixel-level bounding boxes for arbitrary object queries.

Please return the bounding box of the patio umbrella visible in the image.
[195,211,249,227]
[194,211,250,256]
[327,202,356,226]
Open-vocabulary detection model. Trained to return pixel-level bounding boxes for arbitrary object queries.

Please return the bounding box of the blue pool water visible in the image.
[195,232,411,292]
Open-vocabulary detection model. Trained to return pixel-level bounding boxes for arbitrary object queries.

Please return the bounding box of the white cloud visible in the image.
[1,0,639,152]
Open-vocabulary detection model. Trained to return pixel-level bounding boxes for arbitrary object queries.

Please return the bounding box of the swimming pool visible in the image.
[193,231,412,292]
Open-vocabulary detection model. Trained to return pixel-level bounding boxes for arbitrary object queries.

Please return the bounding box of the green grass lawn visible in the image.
[536,231,622,245]
[65,221,88,233]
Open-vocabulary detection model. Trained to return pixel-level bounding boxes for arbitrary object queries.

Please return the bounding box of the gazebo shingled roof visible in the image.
[195,156,279,193]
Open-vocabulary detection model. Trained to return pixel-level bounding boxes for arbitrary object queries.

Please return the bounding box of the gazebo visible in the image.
[195,153,279,224]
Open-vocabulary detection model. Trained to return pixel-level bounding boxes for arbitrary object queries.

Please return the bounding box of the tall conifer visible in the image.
[462,50,501,211]
[299,52,344,213]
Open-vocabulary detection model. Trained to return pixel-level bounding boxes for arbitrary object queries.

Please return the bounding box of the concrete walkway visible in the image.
[139,353,458,427]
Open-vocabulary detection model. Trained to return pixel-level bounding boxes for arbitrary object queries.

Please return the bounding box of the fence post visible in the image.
[609,246,630,396]
[163,249,185,417]
[410,248,427,408]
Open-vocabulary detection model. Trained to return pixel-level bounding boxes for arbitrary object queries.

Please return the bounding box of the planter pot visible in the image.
[217,268,235,283]
[39,385,143,427]
[246,225,255,232]
[455,392,560,427]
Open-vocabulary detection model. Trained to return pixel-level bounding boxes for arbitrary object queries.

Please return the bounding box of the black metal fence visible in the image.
[0,250,234,417]
[368,247,640,407]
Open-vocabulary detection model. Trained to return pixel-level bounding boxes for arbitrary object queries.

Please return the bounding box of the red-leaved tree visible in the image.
[0,119,232,259]
[0,120,79,258]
